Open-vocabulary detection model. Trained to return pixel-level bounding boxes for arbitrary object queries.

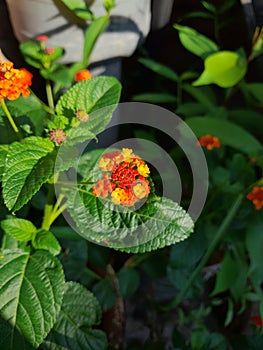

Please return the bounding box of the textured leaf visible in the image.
[3,137,78,212]
[174,24,219,58]
[55,77,121,145]
[32,229,61,256]
[1,218,37,242]
[0,249,65,349]
[62,149,194,252]
[44,281,107,350]
[184,117,262,155]
[2,137,54,211]
[193,51,247,87]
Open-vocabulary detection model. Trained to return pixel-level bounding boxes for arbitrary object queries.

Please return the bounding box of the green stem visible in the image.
[166,194,244,310]
[1,99,22,139]
[29,88,54,114]
[45,80,54,110]
[41,182,55,231]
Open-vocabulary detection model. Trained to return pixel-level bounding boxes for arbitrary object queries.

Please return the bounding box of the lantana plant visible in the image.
[0,2,194,349]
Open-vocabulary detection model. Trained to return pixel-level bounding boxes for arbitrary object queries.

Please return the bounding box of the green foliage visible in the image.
[174,24,219,59]
[44,282,107,350]
[2,137,54,211]
[193,51,247,87]
[183,117,262,155]
[0,249,65,349]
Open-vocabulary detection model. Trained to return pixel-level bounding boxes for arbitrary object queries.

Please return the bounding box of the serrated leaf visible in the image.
[55,77,121,144]
[1,234,27,250]
[62,149,194,252]
[193,51,247,88]
[3,138,78,212]
[139,58,179,81]
[184,117,262,155]
[1,218,37,242]
[174,24,219,59]
[0,249,65,349]
[43,281,107,350]
[2,137,54,211]
[32,229,61,256]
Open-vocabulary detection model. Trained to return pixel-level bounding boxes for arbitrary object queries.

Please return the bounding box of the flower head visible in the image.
[0,61,32,100]
[49,128,66,146]
[198,134,221,150]
[250,315,263,327]
[75,69,92,82]
[93,148,151,207]
[36,35,49,42]
[76,110,89,122]
[44,47,55,55]
[247,186,263,210]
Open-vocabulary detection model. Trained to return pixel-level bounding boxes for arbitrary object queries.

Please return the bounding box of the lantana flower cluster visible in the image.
[198,134,221,150]
[0,60,32,100]
[92,148,151,207]
[247,186,263,210]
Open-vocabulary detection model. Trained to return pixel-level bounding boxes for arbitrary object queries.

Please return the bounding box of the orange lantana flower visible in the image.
[198,134,221,150]
[247,186,263,210]
[92,148,151,207]
[0,61,32,100]
[74,69,92,82]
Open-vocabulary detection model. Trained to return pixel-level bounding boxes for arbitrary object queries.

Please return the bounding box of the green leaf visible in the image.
[92,278,117,311]
[184,117,262,155]
[201,1,216,13]
[55,77,121,144]
[0,145,8,181]
[52,0,87,26]
[174,24,219,59]
[32,229,61,256]
[44,281,107,350]
[118,267,140,298]
[211,253,239,296]
[246,217,263,286]
[83,16,110,66]
[193,51,247,88]
[138,58,179,81]
[1,218,37,242]
[243,83,263,104]
[0,249,65,349]
[132,92,177,104]
[1,234,27,251]
[2,137,54,211]
[182,84,216,109]
[183,11,214,20]
[63,149,194,253]
[2,95,47,136]
[59,239,88,281]
[250,28,263,61]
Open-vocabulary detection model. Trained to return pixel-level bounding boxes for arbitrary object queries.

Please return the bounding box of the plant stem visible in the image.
[41,182,55,231]
[166,193,244,310]
[29,88,54,114]
[1,99,22,139]
[45,80,54,110]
